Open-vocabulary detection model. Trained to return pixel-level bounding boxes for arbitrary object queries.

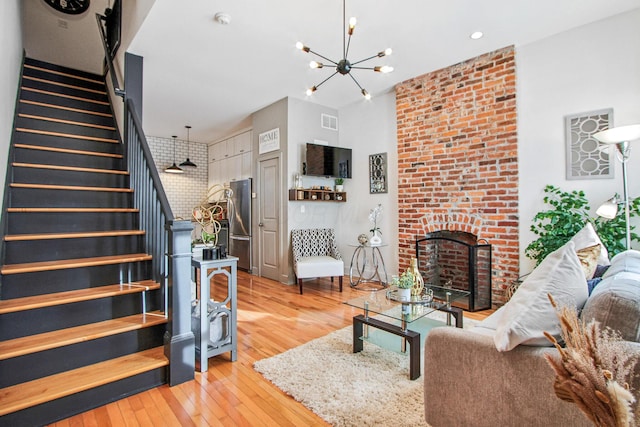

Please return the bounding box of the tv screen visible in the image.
[304,143,352,178]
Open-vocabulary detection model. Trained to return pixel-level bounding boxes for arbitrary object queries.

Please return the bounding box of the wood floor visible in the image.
[49,272,492,427]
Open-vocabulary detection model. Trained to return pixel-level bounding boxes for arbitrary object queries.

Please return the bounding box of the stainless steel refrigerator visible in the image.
[228,179,252,271]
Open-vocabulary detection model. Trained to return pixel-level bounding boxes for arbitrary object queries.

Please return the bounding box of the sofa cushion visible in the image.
[494,241,589,351]
[576,244,600,280]
[581,250,640,342]
[570,222,610,266]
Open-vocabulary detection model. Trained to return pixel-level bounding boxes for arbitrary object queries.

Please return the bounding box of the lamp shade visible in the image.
[596,197,618,219]
[593,124,640,144]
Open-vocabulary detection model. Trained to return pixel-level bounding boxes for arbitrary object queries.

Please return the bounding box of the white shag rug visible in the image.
[254,310,478,427]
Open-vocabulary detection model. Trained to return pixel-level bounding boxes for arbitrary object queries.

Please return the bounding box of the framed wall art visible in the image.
[565,109,613,180]
[369,152,387,193]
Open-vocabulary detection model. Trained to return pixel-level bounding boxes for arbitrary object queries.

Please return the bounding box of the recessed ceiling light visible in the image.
[214,12,231,25]
[470,31,484,40]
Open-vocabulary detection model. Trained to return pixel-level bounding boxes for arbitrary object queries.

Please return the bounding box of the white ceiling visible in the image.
[24,0,640,143]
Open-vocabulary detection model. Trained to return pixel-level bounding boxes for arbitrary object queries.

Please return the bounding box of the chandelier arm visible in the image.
[308,49,339,66]
[348,72,365,91]
[351,54,382,66]
[345,34,353,60]
[314,71,340,90]
[350,66,376,71]
[342,0,346,58]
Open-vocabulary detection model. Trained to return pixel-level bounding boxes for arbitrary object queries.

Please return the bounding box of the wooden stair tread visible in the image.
[18,113,116,131]
[16,128,118,144]
[0,311,166,361]
[5,229,144,242]
[14,143,123,159]
[22,75,107,96]
[1,253,152,275]
[12,162,128,175]
[23,64,103,85]
[0,347,168,416]
[21,87,110,106]
[10,183,133,192]
[0,281,159,314]
[7,207,138,213]
[20,99,113,118]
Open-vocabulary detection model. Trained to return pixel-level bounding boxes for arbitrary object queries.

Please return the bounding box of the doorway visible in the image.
[258,156,280,281]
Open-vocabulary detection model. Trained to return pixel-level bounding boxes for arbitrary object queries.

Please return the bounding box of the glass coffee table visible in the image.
[344,285,469,380]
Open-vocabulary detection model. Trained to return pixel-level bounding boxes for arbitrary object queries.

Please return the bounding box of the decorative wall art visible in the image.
[565,109,613,180]
[369,152,387,193]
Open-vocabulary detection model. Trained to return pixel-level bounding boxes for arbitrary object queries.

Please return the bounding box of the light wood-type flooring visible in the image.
[49,271,492,426]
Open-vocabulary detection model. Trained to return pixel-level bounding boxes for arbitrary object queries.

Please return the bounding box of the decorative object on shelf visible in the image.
[408,257,425,296]
[391,270,414,301]
[295,174,303,189]
[594,123,640,250]
[295,0,393,100]
[369,152,388,193]
[165,135,184,174]
[357,233,368,245]
[192,184,232,246]
[180,125,197,168]
[564,109,612,180]
[368,203,383,246]
[335,177,344,192]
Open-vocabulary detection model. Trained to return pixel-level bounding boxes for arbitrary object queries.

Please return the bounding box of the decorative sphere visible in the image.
[358,233,368,245]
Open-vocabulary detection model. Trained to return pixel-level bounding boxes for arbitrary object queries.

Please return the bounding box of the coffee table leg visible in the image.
[353,316,364,353]
[409,333,421,380]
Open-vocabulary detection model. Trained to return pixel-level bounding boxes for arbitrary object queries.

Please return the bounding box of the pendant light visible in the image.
[165,135,184,174]
[180,125,197,168]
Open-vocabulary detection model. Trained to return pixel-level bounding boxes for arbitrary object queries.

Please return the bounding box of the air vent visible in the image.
[321,114,338,131]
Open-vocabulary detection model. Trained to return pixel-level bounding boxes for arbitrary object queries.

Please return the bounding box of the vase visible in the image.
[370,231,382,246]
[397,287,411,301]
[408,257,424,296]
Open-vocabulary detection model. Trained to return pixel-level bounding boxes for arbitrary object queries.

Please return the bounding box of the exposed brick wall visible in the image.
[395,46,518,307]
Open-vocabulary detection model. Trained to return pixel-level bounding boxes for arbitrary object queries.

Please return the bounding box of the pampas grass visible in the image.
[544,294,639,427]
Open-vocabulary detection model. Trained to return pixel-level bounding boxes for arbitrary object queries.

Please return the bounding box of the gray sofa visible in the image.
[424,248,640,427]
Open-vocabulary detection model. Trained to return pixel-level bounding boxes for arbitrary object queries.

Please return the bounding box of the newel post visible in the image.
[164,220,195,385]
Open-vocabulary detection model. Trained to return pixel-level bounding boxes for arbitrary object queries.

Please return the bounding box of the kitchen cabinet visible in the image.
[208,131,253,186]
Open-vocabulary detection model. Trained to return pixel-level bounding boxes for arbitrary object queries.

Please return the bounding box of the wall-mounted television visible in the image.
[304,143,352,178]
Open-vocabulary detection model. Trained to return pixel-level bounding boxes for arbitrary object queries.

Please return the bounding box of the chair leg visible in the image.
[298,278,303,294]
[339,276,343,292]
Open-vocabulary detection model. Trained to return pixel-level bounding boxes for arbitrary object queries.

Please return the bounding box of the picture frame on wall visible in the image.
[564,109,613,180]
[369,153,387,193]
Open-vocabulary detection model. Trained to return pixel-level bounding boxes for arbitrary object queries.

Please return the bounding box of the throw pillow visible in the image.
[494,241,589,351]
[570,222,610,266]
[582,251,640,342]
[576,244,601,280]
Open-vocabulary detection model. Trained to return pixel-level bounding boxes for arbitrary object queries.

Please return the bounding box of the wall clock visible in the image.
[43,0,90,15]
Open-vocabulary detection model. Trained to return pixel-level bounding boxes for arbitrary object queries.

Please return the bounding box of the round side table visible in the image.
[349,244,389,290]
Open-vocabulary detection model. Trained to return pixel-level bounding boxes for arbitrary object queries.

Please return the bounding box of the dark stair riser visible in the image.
[10,188,132,208]
[22,66,106,94]
[14,132,122,156]
[1,262,152,299]
[0,324,166,388]
[21,78,108,104]
[0,369,167,427]
[0,291,162,341]
[13,167,128,188]
[4,235,144,264]
[16,116,118,141]
[24,58,104,84]
[20,89,112,116]
[13,146,124,171]
[18,100,115,128]
[7,211,138,235]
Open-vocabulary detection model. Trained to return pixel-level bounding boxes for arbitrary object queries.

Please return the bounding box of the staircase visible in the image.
[0,58,169,426]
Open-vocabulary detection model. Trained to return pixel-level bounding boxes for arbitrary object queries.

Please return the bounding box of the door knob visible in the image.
[258,222,264,227]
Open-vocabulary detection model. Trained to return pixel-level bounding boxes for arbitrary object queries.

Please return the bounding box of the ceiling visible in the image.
[24,0,640,143]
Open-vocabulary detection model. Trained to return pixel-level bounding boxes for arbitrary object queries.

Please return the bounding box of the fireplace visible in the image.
[415,231,492,311]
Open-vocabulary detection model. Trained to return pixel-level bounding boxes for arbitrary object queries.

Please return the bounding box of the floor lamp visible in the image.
[593,124,640,250]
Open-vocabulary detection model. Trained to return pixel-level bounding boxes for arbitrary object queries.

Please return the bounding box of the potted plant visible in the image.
[392,270,414,301]
[335,178,344,192]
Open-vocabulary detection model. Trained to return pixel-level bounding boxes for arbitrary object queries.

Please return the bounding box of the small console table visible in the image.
[191,255,238,372]
[349,244,388,290]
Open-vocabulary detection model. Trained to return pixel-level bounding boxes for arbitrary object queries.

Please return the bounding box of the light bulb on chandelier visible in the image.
[296,0,393,100]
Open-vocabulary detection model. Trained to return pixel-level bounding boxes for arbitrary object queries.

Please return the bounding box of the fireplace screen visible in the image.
[415,231,491,311]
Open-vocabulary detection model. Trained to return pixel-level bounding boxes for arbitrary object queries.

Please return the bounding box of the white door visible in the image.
[258,156,280,280]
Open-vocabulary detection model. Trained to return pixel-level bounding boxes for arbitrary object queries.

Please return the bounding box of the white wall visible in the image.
[517,8,640,273]
[338,91,399,276]
[0,0,23,200]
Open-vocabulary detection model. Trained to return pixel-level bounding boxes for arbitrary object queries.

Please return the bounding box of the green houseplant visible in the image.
[525,185,640,265]
[334,178,344,192]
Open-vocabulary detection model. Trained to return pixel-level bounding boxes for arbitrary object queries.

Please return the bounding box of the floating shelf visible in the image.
[288,189,347,202]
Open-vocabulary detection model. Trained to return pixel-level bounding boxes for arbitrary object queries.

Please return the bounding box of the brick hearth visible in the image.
[395,45,518,306]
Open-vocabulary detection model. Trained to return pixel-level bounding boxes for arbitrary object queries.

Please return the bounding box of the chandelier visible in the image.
[296,0,393,100]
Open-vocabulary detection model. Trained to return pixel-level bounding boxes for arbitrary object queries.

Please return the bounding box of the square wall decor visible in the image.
[369,152,387,193]
[565,109,613,180]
